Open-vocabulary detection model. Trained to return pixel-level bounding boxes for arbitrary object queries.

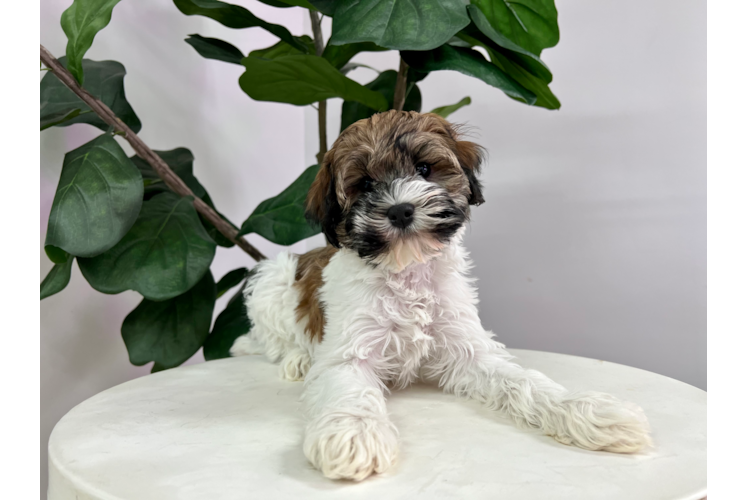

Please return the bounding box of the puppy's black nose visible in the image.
[387,203,415,229]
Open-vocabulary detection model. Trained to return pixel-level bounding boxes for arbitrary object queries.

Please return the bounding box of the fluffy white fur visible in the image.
[230,229,651,481]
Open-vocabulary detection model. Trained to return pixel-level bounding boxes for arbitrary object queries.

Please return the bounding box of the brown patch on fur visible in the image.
[294,245,337,342]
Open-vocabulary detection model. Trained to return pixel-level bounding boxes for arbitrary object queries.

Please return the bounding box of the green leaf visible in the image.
[130,148,206,199]
[122,270,216,370]
[40,108,85,131]
[173,0,309,53]
[447,36,473,48]
[469,0,559,56]
[239,54,388,109]
[203,286,251,361]
[78,192,217,301]
[151,363,168,373]
[248,36,315,60]
[257,0,316,8]
[130,148,235,248]
[429,96,472,118]
[307,0,336,15]
[45,134,143,258]
[200,193,237,248]
[322,41,388,69]
[216,267,248,298]
[487,46,560,109]
[401,44,536,105]
[60,0,122,84]
[466,5,552,83]
[339,62,380,76]
[41,254,75,300]
[238,165,321,245]
[45,245,70,265]
[40,58,142,133]
[185,34,244,64]
[407,67,430,83]
[340,69,422,132]
[330,0,470,51]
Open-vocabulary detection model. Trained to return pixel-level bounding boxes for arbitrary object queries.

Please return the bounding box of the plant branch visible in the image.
[40,44,267,262]
[309,11,327,164]
[393,57,409,112]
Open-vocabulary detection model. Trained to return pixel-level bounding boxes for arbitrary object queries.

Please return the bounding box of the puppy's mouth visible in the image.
[344,178,466,272]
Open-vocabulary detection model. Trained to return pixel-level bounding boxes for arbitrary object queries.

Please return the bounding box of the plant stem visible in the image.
[40,44,267,262]
[393,57,409,112]
[309,11,327,164]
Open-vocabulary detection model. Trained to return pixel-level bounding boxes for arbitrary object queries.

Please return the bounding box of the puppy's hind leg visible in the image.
[425,338,652,453]
[229,334,264,357]
[230,252,307,372]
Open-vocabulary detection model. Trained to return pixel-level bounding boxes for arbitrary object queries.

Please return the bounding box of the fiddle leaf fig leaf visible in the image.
[173,0,309,53]
[45,134,143,258]
[40,109,85,131]
[78,192,217,301]
[185,34,244,64]
[130,148,206,199]
[40,58,142,133]
[200,193,238,248]
[40,254,75,300]
[45,245,70,265]
[468,0,559,56]
[309,0,339,17]
[240,54,388,109]
[203,286,251,361]
[60,0,122,84]
[257,0,316,9]
[401,44,536,105]
[340,69,422,132]
[429,96,472,118]
[330,0,470,51]
[130,148,235,248]
[238,165,321,245]
[339,62,380,76]
[486,45,560,109]
[322,41,388,69]
[216,267,248,298]
[307,0,336,16]
[466,5,552,83]
[248,36,315,60]
[122,270,216,370]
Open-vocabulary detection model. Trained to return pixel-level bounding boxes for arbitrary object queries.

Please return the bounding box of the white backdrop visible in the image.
[40,0,705,495]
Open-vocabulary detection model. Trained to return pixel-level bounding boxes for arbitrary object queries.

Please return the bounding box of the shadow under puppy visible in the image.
[231,110,651,481]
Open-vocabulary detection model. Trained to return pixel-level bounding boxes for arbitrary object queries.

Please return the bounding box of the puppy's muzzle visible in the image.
[387,203,415,229]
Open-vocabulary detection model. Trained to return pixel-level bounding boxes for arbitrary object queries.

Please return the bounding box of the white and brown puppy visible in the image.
[231,110,651,481]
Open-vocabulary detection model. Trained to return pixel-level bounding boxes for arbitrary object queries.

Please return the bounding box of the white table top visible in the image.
[48,349,706,500]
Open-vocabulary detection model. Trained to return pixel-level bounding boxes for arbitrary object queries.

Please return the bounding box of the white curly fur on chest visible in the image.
[317,249,448,388]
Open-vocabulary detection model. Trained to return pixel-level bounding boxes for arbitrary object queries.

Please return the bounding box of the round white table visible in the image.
[48,349,706,500]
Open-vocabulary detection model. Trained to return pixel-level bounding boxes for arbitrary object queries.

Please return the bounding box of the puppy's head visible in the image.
[306,110,485,272]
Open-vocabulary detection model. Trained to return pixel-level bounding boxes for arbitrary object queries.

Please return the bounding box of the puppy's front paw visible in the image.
[553,392,652,453]
[303,413,398,481]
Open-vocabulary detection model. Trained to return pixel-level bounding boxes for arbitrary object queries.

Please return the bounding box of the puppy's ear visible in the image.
[454,140,486,206]
[305,153,342,247]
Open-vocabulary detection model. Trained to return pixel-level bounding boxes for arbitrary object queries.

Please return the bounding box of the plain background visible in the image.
[40,0,705,496]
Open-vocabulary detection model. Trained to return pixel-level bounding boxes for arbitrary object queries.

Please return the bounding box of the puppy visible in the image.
[231,111,651,481]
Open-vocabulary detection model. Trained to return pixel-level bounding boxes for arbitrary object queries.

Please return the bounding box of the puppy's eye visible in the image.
[415,162,431,178]
[359,177,374,192]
